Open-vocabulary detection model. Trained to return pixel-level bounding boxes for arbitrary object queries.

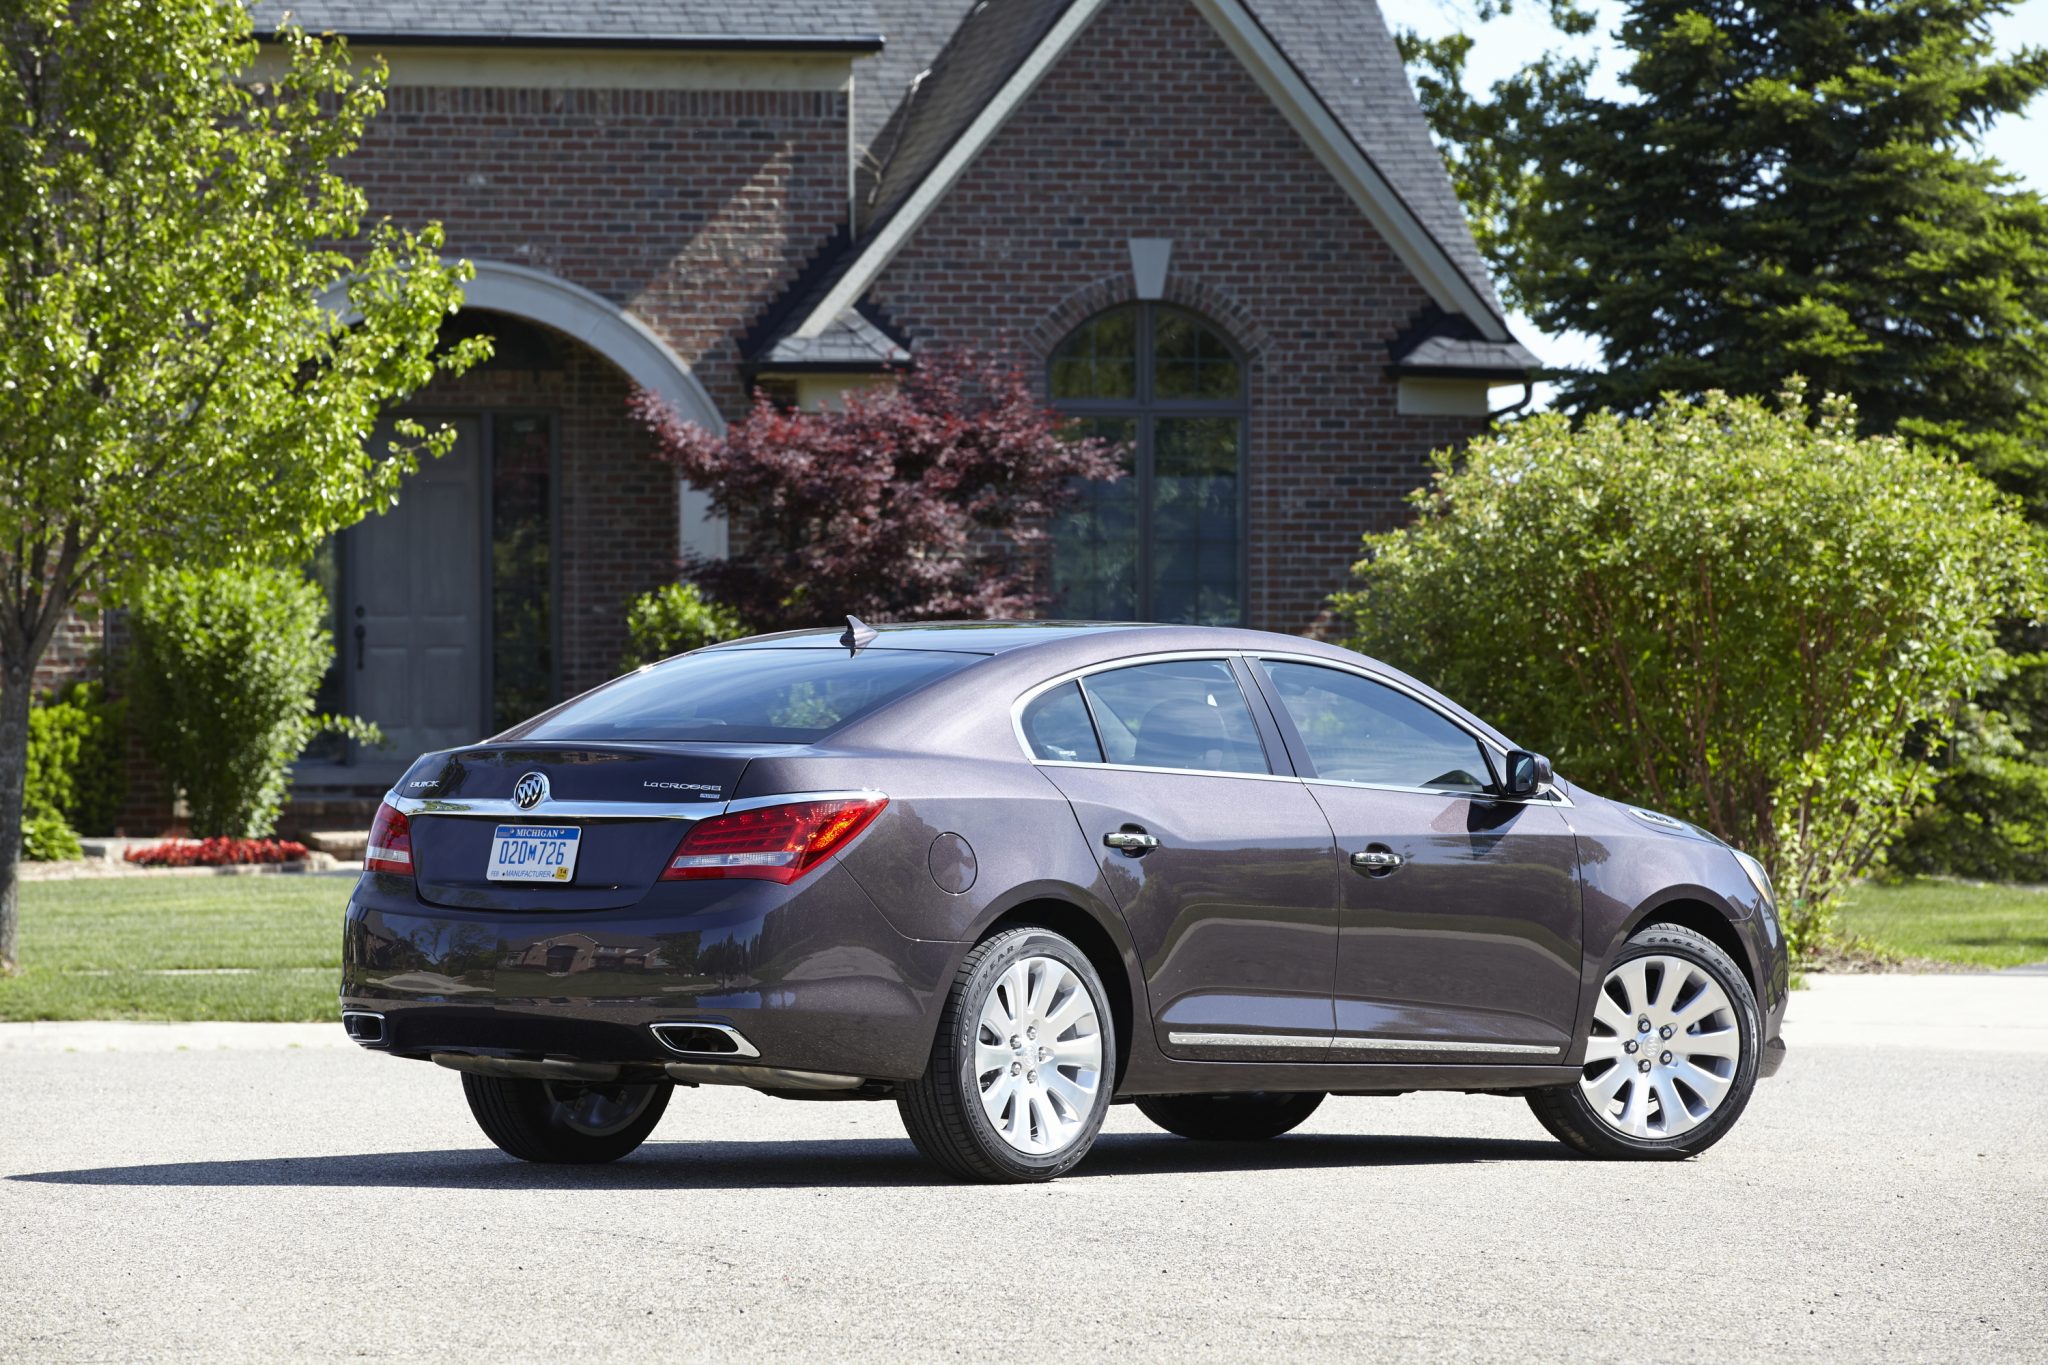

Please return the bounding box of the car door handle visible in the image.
[1104,831,1160,854]
[1350,848,1404,873]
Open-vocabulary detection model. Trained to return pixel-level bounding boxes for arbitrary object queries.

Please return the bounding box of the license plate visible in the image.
[487,825,582,883]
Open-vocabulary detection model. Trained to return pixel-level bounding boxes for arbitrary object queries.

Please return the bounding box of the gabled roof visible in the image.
[248,1,884,49]
[766,0,1522,361]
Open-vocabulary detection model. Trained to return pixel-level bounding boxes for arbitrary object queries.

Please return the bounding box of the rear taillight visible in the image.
[366,802,413,876]
[661,796,887,885]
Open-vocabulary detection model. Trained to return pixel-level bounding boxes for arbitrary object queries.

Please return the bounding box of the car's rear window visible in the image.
[504,647,980,744]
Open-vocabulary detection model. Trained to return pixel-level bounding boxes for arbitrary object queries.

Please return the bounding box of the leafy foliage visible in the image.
[1333,388,2038,952]
[21,812,79,863]
[26,682,126,840]
[1890,650,2048,883]
[0,0,481,965]
[126,567,377,839]
[620,582,749,671]
[635,352,1125,633]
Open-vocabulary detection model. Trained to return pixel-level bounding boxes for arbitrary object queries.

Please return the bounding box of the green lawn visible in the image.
[0,874,348,1022]
[1836,877,2048,969]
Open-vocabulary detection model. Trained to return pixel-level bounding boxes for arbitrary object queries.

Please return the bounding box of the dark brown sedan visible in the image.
[342,622,1788,1182]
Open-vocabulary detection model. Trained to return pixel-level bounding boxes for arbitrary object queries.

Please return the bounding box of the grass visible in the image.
[0,874,348,1022]
[1834,877,2048,969]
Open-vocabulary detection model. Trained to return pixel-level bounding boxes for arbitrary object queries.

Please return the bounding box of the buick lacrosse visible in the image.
[342,621,1787,1182]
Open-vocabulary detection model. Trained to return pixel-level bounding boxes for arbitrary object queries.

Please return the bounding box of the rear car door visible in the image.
[1019,656,1339,1059]
[1248,657,1582,1059]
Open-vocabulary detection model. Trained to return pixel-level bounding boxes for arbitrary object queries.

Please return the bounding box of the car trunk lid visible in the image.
[395,743,763,911]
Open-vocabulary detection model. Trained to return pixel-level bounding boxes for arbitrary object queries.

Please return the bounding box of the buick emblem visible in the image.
[513,772,550,810]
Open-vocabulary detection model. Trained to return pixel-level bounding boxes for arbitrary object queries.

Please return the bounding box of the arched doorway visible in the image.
[301,264,724,785]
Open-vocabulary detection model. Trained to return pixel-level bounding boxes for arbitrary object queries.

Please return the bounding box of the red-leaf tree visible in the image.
[633,351,1124,631]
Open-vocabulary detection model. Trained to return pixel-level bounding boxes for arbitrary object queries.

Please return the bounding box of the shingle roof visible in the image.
[754,305,912,368]
[855,1,981,162]
[1388,309,1537,378]
[857,0,1076,234]
[250,0,883,47]
[1239,0,1507,325]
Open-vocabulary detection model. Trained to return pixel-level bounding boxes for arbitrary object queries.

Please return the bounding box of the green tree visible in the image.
[0,2,484,971]
[1399,1,2048,450]
[620,582,749,671]
[1334,388,2037,953]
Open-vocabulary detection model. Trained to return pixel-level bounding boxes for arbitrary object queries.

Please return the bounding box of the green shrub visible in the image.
[1890,651,2048,883]
[1333,386,2038,954]
[620,582,747,670]
[22,810,82,862]
[126,566,376,838]
[26,680,127,837]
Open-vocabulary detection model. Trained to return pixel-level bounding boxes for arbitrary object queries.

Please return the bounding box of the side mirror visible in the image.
[1501,750,1553,797]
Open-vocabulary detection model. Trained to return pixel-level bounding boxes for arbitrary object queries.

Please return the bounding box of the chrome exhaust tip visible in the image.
[649,1021,760,1058]
[341,1011,387,1047]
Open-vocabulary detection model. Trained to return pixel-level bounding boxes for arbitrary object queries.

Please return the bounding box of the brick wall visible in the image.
[30,609,102,693]
[344,86,851,413]
[868,0,1483,636]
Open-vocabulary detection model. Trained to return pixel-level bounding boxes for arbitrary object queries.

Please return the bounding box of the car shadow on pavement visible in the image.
[7,1131,1570,1191]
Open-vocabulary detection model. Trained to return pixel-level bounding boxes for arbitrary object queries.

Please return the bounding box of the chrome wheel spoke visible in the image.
[1614,959,1651,1017]
[1650,1074,1698,1136]
[1583,1034,1628,1063]
[1681,1027,1741,1060]
[1581,1061,1631,1106]
[1672,1058,1732,1107]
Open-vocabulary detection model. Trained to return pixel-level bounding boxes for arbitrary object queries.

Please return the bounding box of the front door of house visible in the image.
[300,411,556,788]
[344,417,487,780]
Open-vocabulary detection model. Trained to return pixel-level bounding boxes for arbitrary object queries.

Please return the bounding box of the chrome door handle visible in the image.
[1104,831,1160,853]
[1350,849,1404,872]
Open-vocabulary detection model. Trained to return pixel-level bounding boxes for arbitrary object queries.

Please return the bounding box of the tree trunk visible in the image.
[0,661,32,975]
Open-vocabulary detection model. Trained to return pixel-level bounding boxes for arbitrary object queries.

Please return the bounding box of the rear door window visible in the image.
[1080,659,1269,775]
[504,648,979,743]
[1019,681,1104,763]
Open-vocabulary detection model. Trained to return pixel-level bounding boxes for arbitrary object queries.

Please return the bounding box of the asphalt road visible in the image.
[2,978,2043,1363]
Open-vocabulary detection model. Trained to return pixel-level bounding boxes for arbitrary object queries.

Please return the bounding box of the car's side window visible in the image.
[1080,659,1269,775]
[1019,681,1103,763]
[1259,660,1493,792]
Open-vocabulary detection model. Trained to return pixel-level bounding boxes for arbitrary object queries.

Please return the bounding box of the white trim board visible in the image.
[793,0,1508,344]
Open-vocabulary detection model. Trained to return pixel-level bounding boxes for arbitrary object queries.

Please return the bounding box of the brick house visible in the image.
[71,0,1535,825]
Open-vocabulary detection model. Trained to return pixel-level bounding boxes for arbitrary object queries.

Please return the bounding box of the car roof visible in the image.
[741,620,1522,754]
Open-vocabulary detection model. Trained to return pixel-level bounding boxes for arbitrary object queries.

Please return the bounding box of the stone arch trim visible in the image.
[1027,273,1275,367]
[461,261,724,433]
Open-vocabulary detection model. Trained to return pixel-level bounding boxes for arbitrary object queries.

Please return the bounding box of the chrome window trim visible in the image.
[385,788,885,822]
[1010,649,1569,802]
[1011,651,1280,779]
[1250,652,1574,807]
[1168,1030,1560,1058]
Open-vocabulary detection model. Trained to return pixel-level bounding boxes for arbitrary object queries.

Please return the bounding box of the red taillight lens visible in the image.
[661,796,887,885]
[366,802,413,877]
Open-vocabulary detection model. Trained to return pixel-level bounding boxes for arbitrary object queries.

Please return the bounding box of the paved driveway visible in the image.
[2,977,2043,1363]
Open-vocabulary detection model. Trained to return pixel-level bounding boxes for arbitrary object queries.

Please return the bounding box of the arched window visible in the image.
[1048,304,1247,624]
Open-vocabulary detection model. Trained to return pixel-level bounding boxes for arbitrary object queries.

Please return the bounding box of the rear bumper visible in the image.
[340,863,960,1082]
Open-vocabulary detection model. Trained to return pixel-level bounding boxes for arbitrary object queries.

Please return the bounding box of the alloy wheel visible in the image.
[1580,953,1741,1140]
[973,955,1104,1155]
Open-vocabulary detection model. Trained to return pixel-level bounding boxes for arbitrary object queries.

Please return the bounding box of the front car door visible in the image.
[1018,656,1339,1059]
[1247,657,1583,1060]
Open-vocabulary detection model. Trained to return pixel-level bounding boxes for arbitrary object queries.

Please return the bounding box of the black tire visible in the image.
[1136,1091,1325,1141]
[1527,922,1761,1160]
[898,927,1117,1183]
[462,1074,672,1164]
